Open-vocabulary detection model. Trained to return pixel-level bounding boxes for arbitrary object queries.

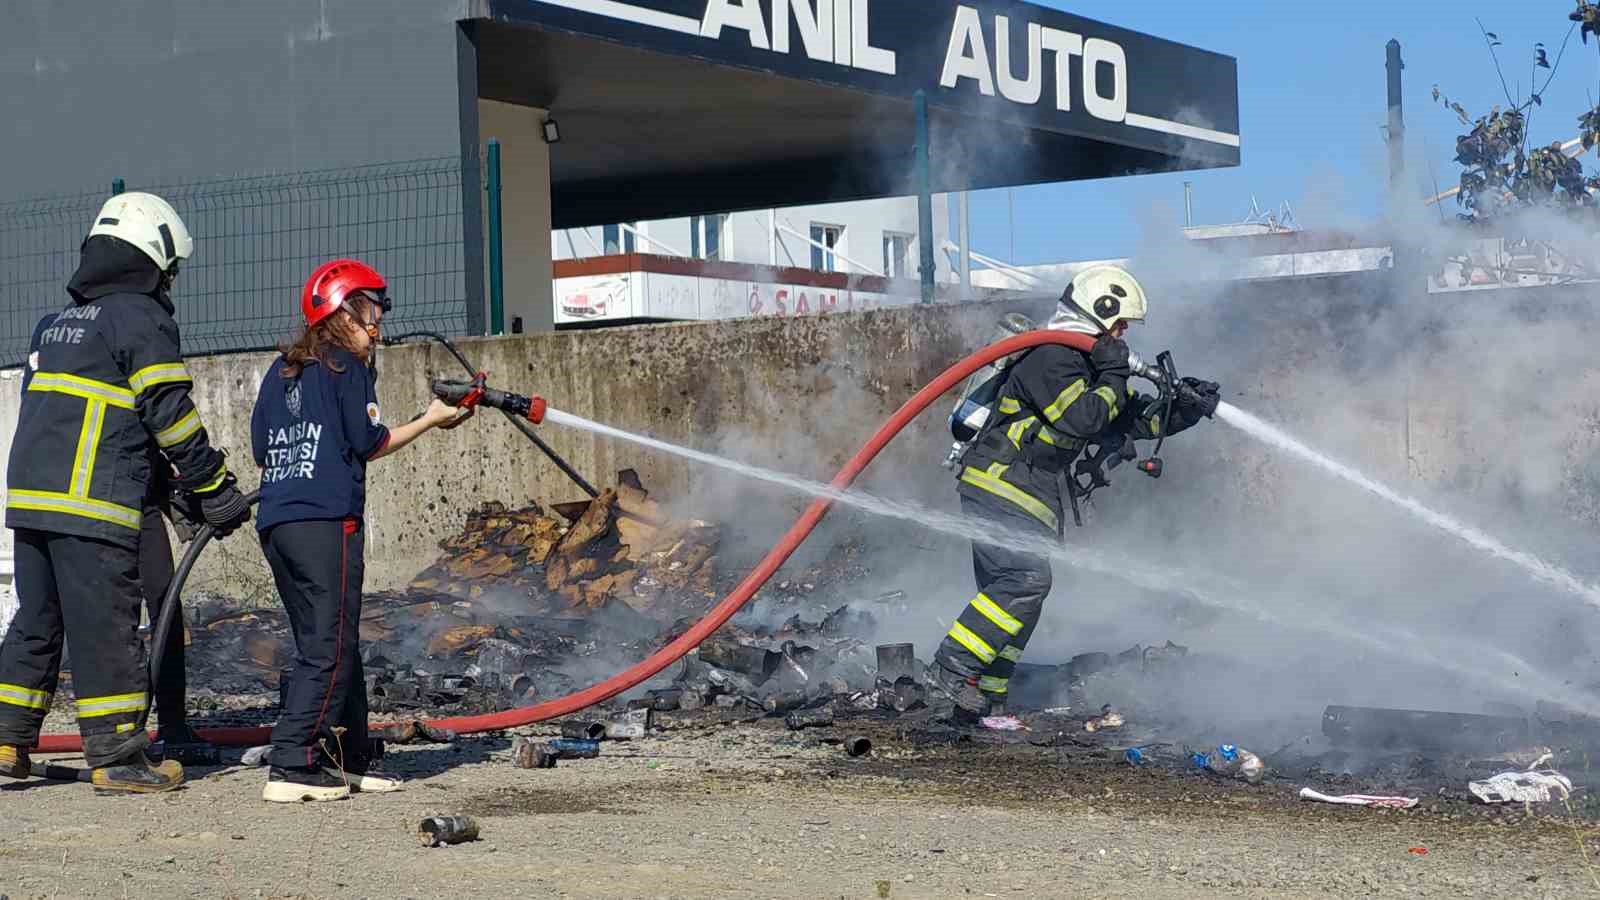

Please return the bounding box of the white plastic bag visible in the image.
[1468,770,1573,804]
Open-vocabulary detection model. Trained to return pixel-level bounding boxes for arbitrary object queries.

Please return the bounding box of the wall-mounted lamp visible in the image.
[542,118,561,144]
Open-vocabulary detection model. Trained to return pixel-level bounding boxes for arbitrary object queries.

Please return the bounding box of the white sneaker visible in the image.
[324,766,403,793]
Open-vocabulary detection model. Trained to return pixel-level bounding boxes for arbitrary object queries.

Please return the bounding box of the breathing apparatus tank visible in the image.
[941,313,1036,470]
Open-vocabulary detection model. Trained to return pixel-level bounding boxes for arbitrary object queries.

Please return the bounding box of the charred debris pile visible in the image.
[176,471,914,720]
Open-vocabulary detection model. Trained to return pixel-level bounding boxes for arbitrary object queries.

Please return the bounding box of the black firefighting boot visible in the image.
[90,751,185,794]
[0,744,31,780]
[925,663,984,726]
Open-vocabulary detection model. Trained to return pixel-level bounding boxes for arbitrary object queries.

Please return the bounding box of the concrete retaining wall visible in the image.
[156,299,1039,598]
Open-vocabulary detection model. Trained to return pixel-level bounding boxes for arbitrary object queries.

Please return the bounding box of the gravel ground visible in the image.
[3,715,1599,899]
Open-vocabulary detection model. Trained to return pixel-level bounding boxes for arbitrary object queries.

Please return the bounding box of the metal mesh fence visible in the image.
[0,157,475,361]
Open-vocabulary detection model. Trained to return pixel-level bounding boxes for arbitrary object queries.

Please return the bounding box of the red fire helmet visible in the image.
[300,258,391,328]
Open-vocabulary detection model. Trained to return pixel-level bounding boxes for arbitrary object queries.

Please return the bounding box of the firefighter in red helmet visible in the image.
[250,259,468,803]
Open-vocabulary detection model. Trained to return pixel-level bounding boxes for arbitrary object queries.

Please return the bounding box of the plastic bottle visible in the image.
[1190,744,1266,783]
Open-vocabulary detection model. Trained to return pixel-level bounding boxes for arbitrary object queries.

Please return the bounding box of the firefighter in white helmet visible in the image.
[0,192,250,791]
[926,265,1221,724]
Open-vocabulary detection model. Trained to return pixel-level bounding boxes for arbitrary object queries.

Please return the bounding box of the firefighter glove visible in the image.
[1089,335,1132,380]
[196,473,251,538]
[1177,377,1221,419]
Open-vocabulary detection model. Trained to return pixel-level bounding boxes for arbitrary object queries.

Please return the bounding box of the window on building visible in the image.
[602,224,636,255]
[691,214,728,260]
[883,232,913,278]
[810,223,843,272]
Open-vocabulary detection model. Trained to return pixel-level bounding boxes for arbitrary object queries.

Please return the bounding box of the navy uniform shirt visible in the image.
[251,348,390,531]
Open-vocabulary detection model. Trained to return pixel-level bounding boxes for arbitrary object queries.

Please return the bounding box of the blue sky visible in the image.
[964,0,1600,264]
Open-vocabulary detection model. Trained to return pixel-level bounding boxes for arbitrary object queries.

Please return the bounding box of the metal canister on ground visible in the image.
[511,735,556,769]
[560,721,607,740]
[606,707,653,740]
[418,815,480,847]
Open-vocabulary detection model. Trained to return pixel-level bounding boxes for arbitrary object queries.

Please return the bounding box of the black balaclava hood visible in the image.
[66,235,170,313]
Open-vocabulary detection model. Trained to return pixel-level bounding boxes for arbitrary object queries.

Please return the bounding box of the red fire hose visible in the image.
[32,331,1095,753]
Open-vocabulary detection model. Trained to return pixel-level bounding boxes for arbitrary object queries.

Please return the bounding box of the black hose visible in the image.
[385,331,599,498]
[140,490,262,733]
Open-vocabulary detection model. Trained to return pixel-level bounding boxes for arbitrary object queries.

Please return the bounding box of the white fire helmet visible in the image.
[1060,265,1148,334]
[87,192,193,272]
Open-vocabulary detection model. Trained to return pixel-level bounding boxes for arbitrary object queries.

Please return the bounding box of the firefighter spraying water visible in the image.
[923,265,1222,726]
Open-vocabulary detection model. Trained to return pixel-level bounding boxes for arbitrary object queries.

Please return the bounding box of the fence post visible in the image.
[914,91,935,305]
[110,178,125,196]
[486,138,505,336]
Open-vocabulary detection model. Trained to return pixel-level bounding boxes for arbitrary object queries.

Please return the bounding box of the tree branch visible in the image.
[1477,17,1519,109]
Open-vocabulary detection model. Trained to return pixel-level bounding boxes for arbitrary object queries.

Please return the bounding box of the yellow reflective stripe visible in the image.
[970,593,1023,637]
[69,400,105,498]
[27,373,134,409]
[75,692,147,718]
[1094,385,1120,419]
[977,675,1009,694]
[194,464,229,494]
[1006,416,1036,450]
[947,622,997,664]
[128,362,191,397]
[0,683,51,710]
[997,397,1022,415]
[1148,415,1161,436]
[7,490,141,530]
[960,466,1059,532]
[998,645,1025,662]
[154,408,203,448]
[1038,424,1067,446]
[1043,379,1087,423]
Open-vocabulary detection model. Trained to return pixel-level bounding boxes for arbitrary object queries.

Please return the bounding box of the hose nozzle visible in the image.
[432,377,546,424]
